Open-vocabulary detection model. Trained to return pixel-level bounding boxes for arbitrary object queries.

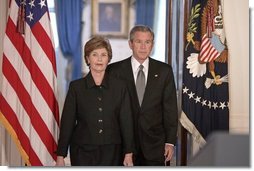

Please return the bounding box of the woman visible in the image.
[56,36,134,166]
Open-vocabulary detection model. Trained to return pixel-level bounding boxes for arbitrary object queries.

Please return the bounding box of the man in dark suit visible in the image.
[107,25,178,166]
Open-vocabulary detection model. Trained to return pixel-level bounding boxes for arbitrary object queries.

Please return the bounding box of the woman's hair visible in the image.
[129,25,154,42]
[84,36,112,66]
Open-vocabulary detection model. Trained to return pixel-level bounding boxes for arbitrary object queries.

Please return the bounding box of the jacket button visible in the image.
[98,107,102,112]
[99,129,103,133]
[98,119,103,122]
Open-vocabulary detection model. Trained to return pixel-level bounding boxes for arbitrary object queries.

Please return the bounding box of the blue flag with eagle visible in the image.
[180,0,229,150]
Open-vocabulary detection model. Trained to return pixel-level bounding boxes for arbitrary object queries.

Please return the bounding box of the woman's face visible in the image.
[86,48,109,73]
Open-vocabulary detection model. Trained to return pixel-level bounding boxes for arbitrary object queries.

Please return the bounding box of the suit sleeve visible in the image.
[56,82,77,157]
[163,66,178,145]
[119,84,135,154]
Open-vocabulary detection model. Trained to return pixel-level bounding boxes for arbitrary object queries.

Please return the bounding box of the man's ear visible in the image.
[128,40,133,49]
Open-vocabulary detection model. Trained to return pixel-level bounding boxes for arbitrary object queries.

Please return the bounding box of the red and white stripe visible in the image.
[199,34,220,62]
[0,0,59,166]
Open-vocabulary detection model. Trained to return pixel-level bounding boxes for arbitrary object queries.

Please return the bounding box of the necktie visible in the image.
[136,65,145,105]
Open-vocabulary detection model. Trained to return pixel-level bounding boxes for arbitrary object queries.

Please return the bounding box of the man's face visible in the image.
[129,31,154,63]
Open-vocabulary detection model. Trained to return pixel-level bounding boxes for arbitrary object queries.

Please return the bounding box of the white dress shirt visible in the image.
[131,56,149,85]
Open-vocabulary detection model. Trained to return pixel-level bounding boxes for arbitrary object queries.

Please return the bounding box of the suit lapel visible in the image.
[123,57,159,110]
[122,58,141,109]
[142,58,158,108]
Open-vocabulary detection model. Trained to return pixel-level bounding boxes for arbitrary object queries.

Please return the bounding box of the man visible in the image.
[107,25,178,166]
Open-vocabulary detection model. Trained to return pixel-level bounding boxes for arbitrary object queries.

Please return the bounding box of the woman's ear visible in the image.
[85,56,90,65]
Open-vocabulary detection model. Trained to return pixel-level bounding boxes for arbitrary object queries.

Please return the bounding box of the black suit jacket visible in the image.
[56,72,134,157]
[107,57,178,162]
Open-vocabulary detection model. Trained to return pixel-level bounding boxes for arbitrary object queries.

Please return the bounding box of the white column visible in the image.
[223,0,249,134]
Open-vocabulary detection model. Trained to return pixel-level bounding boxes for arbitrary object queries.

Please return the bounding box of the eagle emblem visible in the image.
[185,0,228,89]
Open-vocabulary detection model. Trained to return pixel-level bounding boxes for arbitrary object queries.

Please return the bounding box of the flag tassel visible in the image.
[17,2,25,34]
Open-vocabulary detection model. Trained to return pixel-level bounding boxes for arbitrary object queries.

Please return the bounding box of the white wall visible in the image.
[81,0,135,75]
[223,0,249,134]
[81,0,166,75]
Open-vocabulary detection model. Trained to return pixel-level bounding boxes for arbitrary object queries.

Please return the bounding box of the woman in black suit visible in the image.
[107,25,178,166]
[56,36,134,166]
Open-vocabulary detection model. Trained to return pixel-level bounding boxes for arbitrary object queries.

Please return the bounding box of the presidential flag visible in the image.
[180,0,229,151]
[0,0,59,166]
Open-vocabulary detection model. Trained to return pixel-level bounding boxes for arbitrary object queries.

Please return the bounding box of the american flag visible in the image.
[199,33,225,63]
[0,0,59,166]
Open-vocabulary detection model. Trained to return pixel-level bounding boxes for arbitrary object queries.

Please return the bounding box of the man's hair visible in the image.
[129,25,154,42]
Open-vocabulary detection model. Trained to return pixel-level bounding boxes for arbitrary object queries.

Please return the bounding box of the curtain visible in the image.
[135,0,155,28]
[55,0,83,81]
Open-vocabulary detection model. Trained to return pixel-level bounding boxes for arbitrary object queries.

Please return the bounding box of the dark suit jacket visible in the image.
[56,72,134,157]
[107,57,178,162]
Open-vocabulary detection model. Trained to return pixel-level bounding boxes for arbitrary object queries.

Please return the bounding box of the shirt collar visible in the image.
[86,71,109,89]
[131,56,149,73]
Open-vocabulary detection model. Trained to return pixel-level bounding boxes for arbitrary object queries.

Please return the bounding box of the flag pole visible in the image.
[180,0,191,166]
[180,126,187,165]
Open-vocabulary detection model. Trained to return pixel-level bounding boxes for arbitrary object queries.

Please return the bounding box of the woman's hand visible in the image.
[55,156,65,166]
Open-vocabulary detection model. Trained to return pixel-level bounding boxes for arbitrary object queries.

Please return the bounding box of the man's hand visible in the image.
[164,144,174,162]
[123,153,133,166]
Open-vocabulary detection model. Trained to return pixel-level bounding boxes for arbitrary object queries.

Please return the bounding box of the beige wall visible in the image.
[223,0,249,134]
[81,0,134,75]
